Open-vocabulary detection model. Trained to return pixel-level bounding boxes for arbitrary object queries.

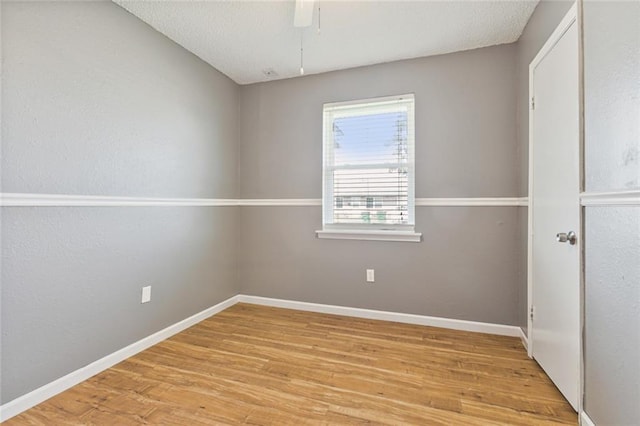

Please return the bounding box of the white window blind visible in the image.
[322,94,415,232]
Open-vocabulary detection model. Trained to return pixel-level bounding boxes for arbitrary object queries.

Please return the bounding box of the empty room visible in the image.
[1,0,638,424]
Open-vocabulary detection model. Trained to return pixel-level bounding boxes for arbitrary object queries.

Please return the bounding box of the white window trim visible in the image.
[318,94,418,242]
[316,229,422,243]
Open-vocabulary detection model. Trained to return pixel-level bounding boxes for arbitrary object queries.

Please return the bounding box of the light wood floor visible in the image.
[7,303,577,425]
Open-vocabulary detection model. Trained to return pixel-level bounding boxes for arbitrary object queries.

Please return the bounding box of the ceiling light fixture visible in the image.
[294,0,315,28]
[294,0,319,76]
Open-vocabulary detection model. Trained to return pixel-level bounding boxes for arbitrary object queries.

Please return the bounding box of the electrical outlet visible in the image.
[141,286,151,303]
[366,269,375,283]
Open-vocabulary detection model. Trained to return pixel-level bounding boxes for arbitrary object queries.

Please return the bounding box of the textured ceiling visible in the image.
[115,0,538,85]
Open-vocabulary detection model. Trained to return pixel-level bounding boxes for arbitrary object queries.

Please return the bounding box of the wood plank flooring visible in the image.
[6,303,577,425]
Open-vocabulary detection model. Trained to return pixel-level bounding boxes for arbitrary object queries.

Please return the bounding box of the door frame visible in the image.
[527,0,584,411]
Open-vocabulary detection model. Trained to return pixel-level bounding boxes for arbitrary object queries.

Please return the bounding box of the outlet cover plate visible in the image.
[366,269,375,282]
[141,286,151,303]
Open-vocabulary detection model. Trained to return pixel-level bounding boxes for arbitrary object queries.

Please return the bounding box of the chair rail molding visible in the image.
[1,193,529,207]
[580,190,640,206]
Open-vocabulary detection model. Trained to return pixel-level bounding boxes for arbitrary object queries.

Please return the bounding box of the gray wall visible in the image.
[583,1,640,423]
[514,0,575,331]
[584,207,639,424]
[238,45,522,325]
[1,2,237,198]
[0,1,239,403]
[583,1,640,193]
[239,45,518,199]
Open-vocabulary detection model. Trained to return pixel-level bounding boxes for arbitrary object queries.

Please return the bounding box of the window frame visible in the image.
[317,94,421,242]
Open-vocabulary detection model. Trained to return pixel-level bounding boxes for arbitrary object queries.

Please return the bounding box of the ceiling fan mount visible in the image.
[294,0,316,28]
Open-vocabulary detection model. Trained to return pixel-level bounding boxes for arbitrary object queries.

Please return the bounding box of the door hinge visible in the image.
[530,306,535,321]
[530,97,535,110]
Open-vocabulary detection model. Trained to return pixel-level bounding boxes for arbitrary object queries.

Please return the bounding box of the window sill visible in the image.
[315,229,422,242]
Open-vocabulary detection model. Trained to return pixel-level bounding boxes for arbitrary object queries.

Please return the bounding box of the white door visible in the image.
[529,5,580,411]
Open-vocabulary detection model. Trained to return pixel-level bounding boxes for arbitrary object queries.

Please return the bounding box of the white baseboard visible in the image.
[519,327,529,351]
[237,295,521,337]
[0,295,240,422]
[580,411,596,426]
[1,293,522,422]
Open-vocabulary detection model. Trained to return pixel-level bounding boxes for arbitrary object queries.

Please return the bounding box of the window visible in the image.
[317,94,421,242]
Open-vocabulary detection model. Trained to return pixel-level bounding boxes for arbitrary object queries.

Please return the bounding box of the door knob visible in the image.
[556,231,577,245]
